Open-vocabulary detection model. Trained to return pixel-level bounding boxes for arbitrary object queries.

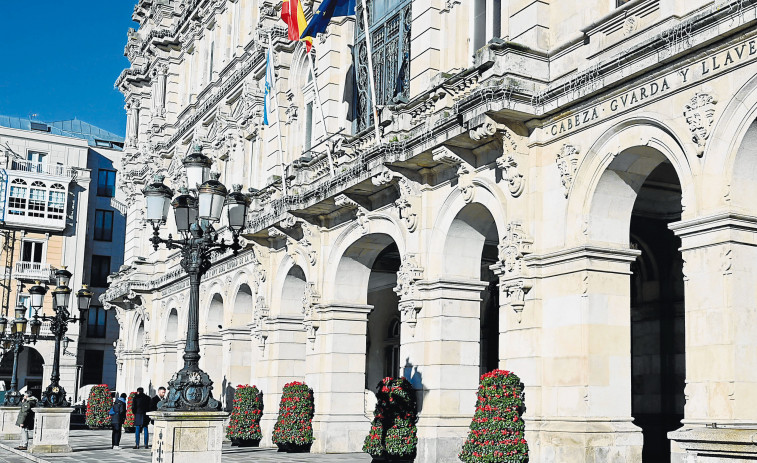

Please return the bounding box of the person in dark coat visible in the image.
[15,393,38,450]
[149,387,166,423]
[109,393,127,449]
[131,387,151,449]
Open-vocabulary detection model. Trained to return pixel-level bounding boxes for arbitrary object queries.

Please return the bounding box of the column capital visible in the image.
[526,245,640,277]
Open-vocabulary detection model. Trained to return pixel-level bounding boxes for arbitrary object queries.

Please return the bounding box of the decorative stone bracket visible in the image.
[490,222,534,323]
[372,168,421,233]
[302,282,321,346]
[393,254,424,335]
[335,194,369,234]
[683,91,717,157]
[433,146,476,203]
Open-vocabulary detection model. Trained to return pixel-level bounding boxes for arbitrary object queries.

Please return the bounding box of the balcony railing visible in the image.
[12,261,55,283]
[9,160,74,179]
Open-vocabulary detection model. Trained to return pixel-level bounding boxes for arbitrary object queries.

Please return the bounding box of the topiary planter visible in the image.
[85,385,112,429]
[363,377,418,462]
[225,385,264,446]
[272,382,314,452]
[231,438,261,447]
[276,442,312,453]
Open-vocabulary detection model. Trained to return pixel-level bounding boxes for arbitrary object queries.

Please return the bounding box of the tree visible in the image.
[225,385,263,445]
[85,385,111,429]
[459,370,529,463]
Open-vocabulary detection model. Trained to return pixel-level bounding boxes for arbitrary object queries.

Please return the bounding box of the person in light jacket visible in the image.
[15,393,38,451]
[109,393,127,449]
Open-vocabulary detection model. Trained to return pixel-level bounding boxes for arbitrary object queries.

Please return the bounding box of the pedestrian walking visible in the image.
[14,392,38,450]
[131,387,151,449]
[109,393,127,449]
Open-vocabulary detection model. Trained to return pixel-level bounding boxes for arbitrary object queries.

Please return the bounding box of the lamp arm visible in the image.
[150,224,190,252]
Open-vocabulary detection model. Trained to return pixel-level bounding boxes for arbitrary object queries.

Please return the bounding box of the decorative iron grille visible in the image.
[355,0,412,133]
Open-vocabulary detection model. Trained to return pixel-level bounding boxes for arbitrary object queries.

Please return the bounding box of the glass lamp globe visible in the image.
[143,174,174,225]
[198,172,228,222]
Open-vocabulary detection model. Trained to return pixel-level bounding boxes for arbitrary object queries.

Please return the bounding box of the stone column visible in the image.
[29,407,74,453]
[149,411,228,463]
[526,246,643,463]
[257,316,306,447]
[198,334,223,396]
[306,303,372,453]
[402,278,488,463]
[0,407,21,440]
[668,214,757,461]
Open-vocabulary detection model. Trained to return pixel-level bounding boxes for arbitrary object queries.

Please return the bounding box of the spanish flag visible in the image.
[281,0,312,53]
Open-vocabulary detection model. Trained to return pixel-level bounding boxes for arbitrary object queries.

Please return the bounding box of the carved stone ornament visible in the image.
[503,280,533,324]
[302,282,321,345]
[468,115,505,142]
[393,255,423,335]
[491,222,534,323]
[395,178,420,233]
[496,129,525,197]
[683,92,717,157]
[335,194,369,234]
[251,296,269,353]
[556,144,580,197]
[432,146,475,202]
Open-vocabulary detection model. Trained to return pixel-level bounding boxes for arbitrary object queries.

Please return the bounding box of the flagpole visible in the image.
[360,0,381,144]
[268,32,288,196]
[307,50,335,177]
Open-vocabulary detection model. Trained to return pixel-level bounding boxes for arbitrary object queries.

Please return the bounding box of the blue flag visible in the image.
[300,0,356,39]
[263,46,275,126]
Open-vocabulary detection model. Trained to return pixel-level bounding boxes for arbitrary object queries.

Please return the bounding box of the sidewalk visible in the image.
[0,429,372,463]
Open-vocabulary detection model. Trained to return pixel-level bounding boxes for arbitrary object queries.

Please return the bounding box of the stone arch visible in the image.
[703,74,757,213]
[131,316,145,350]
[228,270,255,327]
[427,178,506,280]
[567,117,697,247]
[271,254,311,319]
[324,215,407,303]
[203,293,224,334]
[166,308,179,343]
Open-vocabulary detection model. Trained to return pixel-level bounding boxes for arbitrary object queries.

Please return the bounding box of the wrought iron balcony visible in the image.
[9,160,75,179]
[12,262,55,283]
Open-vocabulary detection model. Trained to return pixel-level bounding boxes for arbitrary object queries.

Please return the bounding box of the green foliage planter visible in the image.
[459,370,529,463]
[272,381,314,453]
[124,392,136,433]
[85,384,112,429]
[226,385,263,447]
[363,377,418,462]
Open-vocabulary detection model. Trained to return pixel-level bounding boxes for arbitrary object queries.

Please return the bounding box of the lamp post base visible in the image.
[40,384,69,408]
[160,364,220,411]
[0,407,21,440]
[28,407,73,454]
[148,411,228,463]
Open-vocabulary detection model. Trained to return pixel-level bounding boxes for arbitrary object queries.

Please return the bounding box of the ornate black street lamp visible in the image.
[0,289,42,406]
[144,144,250,411]
[28,269,92,407]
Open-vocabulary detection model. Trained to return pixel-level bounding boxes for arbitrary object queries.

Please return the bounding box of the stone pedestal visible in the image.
[29,407,73,453]
[0,407,21,440]
[148,411,228,463]
[669,426,757,462]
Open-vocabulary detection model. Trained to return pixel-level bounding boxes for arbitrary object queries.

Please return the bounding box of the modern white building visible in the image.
[0,116,126,400]
[105,0,757,461]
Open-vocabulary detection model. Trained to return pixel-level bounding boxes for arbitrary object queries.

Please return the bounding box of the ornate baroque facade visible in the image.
[106,0,757,461]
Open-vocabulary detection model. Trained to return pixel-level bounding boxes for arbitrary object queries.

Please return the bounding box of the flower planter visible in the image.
[363,377,418,462]
[231,438,260,447]
[276,442,312,453]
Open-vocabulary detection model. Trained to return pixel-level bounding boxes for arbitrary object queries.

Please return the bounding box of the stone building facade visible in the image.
[105,0,757,461]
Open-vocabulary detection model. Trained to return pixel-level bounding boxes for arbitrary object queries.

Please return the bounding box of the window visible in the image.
[8,179,27,215]
[94,210,114,241]
[97,170,116,197]
[17,295,32,318]
[26,151,47,173]
[21,241,44,263]
[90,255,111,287]
[473,0,502,54]
[81,350,104,385]
[304,102,314,151]
[354,0,412,132]
[87,306,107,338]
[28,181,47,218]
[47,184,65,220]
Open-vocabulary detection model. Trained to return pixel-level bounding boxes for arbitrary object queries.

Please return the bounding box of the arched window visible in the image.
[47,184,65,220]
[8,179,28,216]
[28,181,47,218]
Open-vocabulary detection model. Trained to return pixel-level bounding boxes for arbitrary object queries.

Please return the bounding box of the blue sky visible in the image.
[0,2,138,136]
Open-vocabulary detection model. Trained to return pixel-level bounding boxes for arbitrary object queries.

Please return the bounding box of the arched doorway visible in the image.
[0,347,44,396]
[629,162,685,462]
[587,144,686,462]
[366,242,402,389]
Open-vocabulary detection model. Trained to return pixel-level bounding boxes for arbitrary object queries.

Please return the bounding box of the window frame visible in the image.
[86,306,107,338]
[93,209,114,242]
[20,239,46,264]
[90,255,111,288]
[96,169,117,198]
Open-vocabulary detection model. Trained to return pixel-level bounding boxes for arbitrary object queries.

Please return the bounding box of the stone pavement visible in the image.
[0,429,372,463]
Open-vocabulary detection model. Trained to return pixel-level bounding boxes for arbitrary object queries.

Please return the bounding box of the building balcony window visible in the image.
[1,174,70,231]
[10,159,74,178]
[12,261,55,283]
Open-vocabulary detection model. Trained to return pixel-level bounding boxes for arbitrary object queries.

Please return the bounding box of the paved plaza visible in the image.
[0,429,372,463]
